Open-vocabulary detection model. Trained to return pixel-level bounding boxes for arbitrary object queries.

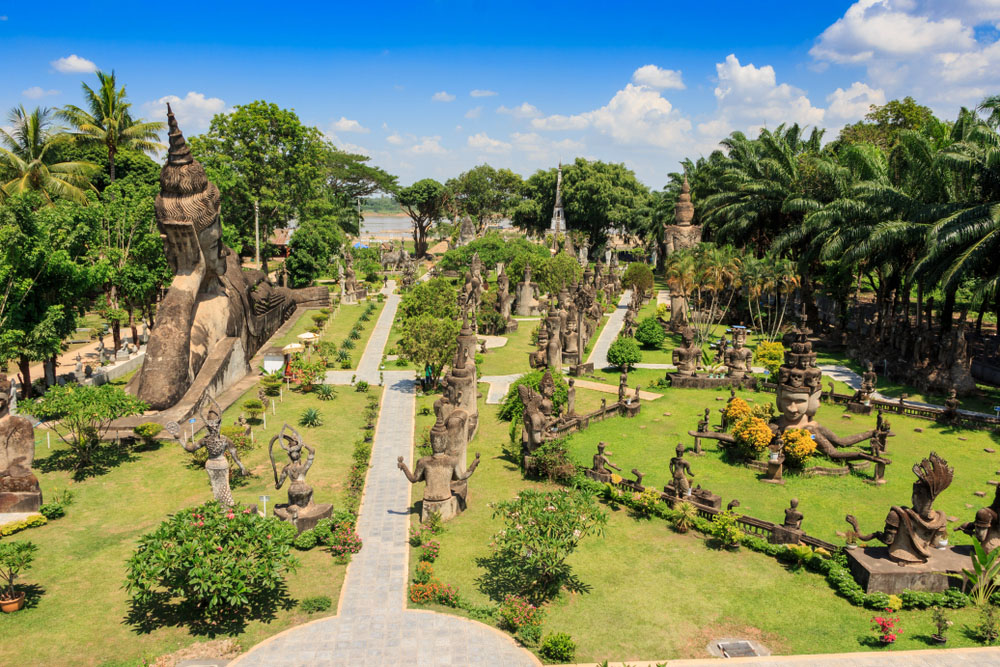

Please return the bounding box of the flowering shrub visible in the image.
[729,416,772,460]
[124,501,298,618]
[871,608,902,643]
[723,397,752,424]
[631,487,661,518]
[754,341,784,378]
[408,582,438,604]
[315,512,363,563]
[434,583,460,607]
[496,594,545,633]
[710,509,744,548]
[476,489,607,604]
[413,561,434,584]
[419,540,440,562]
[781,428,816,467]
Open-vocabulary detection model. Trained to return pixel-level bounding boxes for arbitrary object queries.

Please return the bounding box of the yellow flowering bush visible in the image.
[723,397,752,425]
[781,428,816,467]
[729,416,772,460]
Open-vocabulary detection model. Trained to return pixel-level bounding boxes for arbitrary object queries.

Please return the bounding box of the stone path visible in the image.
[478,335,508,350]
[325,281,400,386]
[480,373,524,404]
[607,646,1000,667]
[237,282,539,667]
[819,364,995,418]
[656,289,669,306]
[586,289,632,370]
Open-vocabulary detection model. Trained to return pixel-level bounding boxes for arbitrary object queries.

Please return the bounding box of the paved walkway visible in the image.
[237,283,539,667]
[583,646,1000,666]
[586,289,632,370]
[480,373,524,404]
[479,335,508,350]
[572,378,662,401]
[325,281,400,386]
[819,364,994,418]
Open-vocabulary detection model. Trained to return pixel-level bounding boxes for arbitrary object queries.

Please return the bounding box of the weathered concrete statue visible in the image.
[669,443,694,498]
[586,442,621,482]
[960,485,1000,555]
[269,424,333,532]
[0,374,42,512]
[169,397,247,507]
[724,327,753,379]
[671,326,701,376]
[846,452,952,564]
[515,264,543,317]
[130,106,327,412]
[398,437,480,522]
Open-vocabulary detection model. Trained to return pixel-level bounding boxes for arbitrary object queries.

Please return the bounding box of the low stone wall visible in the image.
[549,399,639,438]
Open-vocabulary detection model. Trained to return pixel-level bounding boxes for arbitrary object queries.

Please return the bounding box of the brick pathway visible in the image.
[236,283,539,667]
[479,373,524,404]
[586,290,632,370]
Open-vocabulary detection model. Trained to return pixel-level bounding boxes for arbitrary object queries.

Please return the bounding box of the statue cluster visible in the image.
[399,307,481,522]
[527,269,603,374]
[129,106,328,412]
[0,374,42,513]
[269,424,333,532]
[341,253,368,305]
[399,252,417,290]
[458,253,487,331]
[519,370,562,458]
[379,240,409,271]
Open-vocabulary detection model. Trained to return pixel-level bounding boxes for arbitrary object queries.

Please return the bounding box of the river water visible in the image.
[359,215,513,241]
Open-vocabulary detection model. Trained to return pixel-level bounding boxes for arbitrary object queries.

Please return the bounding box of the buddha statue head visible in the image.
[775,325,822,427]
[155,104,227,280]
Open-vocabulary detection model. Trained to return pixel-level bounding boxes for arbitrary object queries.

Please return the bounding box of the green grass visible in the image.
[276,300,386,370]
[0,384,379,666]
[406,331,1000,661]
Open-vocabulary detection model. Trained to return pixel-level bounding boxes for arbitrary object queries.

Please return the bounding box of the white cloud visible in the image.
[386,133,405,145]
[532,83,692,149]
[432,91,456,102]
[407,136,447,155]
[698,54,824,137]
[467,132,511,154]
[470,89,497,97]
[826,82,887,122]
[497,102,542,119]
[327,135,371,156]
[51,54,97,74]
[811,2,1000,109]
[143,91,226,132]
[22,86,59,99]
[631,64,685,90]
[511,132,585,162]
[465,106,483,119]
[332,116,370,133]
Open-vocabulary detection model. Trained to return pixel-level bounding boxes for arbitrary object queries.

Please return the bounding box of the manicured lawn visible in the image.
[0,383,379,666]
[276,299,386,370]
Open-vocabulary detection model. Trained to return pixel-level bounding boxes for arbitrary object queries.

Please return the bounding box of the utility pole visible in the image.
[254,199,261,265]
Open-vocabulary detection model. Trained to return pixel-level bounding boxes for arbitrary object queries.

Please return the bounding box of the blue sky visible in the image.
[4,1,1000,187]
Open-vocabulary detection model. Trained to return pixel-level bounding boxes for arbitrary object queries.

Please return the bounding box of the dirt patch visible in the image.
[676,620,787,658]
[153,639,242,667]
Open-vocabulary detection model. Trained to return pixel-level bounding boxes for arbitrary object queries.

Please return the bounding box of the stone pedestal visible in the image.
[770,525,803,545]
[621,401,641,418]
[760,458,784,485]
[845,545,972,594]
[570,362,594,376]
[585,469,612,483]
[274,502,333,534]
[0,473,42,513]
[847,401,873,415]
[668,374,755,390]
[421,495,459,523]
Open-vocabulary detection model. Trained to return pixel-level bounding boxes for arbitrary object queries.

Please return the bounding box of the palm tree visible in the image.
[58,71,164,183]
[0,105,96,203]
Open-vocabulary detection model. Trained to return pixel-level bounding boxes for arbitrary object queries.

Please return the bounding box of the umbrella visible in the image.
[352,242,369,249]
[282,343,304,354]
[297,332,320,344]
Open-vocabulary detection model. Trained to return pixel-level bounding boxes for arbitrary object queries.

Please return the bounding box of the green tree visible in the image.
[634,316,665,349]
[0,106,96,204]
[621,262,653,295]
[398,277,458,323]
[315,143,398,235]
[397,178,446,258]
[189,101,321,268]
[22,383,147,470]
[445,164,522,233]
[285,215,343,287]
[398,313,460,385]
[58,71,164,184]
[512,158,649,248]
[607,337,641,370]
[834,97,940,152]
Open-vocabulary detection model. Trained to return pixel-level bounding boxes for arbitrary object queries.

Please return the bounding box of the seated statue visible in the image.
[269,424,333,532]
[519,383,554,454]
[398,437,480,522]
[671,326,701,376]
[725,328,753,379]
[129,106,328,411]
[846,452,952,564]
[0,374,42,512]
[783,498,803,530]
[960,485,1000,555]
[586,442,621,482]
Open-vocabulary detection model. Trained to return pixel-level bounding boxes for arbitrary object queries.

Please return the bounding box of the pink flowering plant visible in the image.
[477,488,607,604]
[419,540,440,562]
[871,608,902,644]
[124,501,298,622]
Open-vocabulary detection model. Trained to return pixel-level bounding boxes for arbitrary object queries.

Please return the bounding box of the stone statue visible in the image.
[268,424,333,531]
[566,378,576,417]
[669,443,694,498]
[519,383,553,454]
[545,311,563,372]
[942,388,960,424]
[515,264,542,317]
[0,374,42,512]
[671,326,701,376]
[456,215,476,246]
[586,442,621,482]
[725,327,753,379]
[168,397,247,507]
[618,370,628,404]
[855,361,877,403]
[130,106,327,411]
[960,485,1000,555]
[846,452,952,564]
[74,354,83,377]
[398,436,480,522]
[783,498,803,531]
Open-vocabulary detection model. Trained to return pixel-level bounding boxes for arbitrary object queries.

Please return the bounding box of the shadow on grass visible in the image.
[124,582,295,638]
[35,443,138,481]
[20,583,46,610]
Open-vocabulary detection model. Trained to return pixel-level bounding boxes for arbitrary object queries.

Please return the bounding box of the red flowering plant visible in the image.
[496,594,545,633]
[871,608,902,644]
[124,501,298,621]
[419,540,440,562]
[315,511,363,564]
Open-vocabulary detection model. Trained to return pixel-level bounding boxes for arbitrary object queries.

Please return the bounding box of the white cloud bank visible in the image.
[631,64,685,90]
[51,54,97,73]
[144,92,226,131]
[23,86,59,99]
[332,117,370,133]
[470,89,497,97]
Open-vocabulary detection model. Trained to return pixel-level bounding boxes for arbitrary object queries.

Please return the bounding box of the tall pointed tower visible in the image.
[549,163,565,251]
[664,176,701,254]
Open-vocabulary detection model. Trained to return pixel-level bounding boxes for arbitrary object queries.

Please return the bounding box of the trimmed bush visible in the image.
[300,595,332,614]
[539,632,576,663]
[635,316,665,349]
[607,336,641,370]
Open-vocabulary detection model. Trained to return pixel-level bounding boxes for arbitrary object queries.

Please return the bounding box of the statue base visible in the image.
[847,401,873,415]
[664,484,721,510]
[621,401,641,418]
[421,495,460,523]
[667,374,755,390]
[845,545,972,594]
[274,502,333,534]
[0,473,43,513]
[503,319,519,333]
[570,362,594,376]
[770,525,803,545]
[584,469,612,483]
